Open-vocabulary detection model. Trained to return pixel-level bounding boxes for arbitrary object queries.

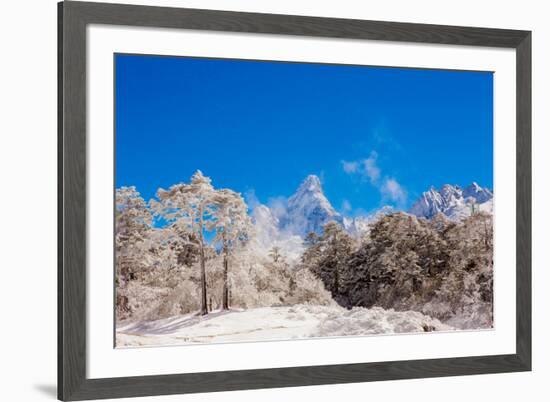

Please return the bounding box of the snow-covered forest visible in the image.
[115,171,493,347]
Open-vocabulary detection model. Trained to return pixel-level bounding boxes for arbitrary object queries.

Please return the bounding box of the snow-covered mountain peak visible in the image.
[463,182,493,204]
[440,184,462,198]
[249,175,344,260]
[284,175,342,236]
[410,182,493,221]
[297,174,322,193]
[469,181,481,190]
[287,175,331,209]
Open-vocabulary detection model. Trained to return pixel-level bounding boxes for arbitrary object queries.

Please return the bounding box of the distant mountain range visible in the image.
[250,175,493,257]
[409,182,493,221]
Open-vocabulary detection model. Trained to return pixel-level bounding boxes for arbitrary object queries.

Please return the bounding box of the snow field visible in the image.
[116,304,452,347]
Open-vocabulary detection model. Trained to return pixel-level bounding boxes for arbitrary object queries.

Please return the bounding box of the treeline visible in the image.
[301,212,493,329]
[116,170,494,329]
[115,171,332,322]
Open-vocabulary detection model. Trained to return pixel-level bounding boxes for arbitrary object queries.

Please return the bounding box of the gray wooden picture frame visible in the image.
[58,1,532,400]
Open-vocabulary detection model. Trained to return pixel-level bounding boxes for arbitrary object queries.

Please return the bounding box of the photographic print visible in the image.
[114,54,494,348]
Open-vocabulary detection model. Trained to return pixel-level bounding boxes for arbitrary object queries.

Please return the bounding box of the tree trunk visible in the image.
[199,206,208,315]
[222,239,229,310]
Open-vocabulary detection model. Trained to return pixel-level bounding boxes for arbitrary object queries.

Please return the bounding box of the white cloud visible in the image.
[244,191,290,221]
[267,196,288,221]
[381,178,407,205]
[362,152,380,184]
[341,151,380,184]
[244,189,260,210]
[342,151,407,208]
[341,160,359,174]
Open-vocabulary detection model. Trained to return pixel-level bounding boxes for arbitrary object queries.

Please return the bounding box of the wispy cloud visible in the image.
[342,160,359,174]
[381,177,407,205]
[341,151,380,184]
[244,189,260,210]
[363,152,380,184]
[341,151,407,207]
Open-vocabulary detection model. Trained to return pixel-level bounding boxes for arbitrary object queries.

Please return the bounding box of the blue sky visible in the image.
[115,54,493,215]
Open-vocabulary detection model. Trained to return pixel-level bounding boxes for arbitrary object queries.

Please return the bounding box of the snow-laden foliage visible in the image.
[300,222,357,305]
[151,170,217,315]
[425,212,493,328]
[115,172,331,324]
[211,189,253,309]
[302,211,493,329]
[115,187,154,319]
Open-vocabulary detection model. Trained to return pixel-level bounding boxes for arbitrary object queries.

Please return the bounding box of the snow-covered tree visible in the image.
[302,221,356,303]
[268,246,283,263]
[336,211,493,329]
[115,186,152,280]
[211,189,252,309]
[346,213,449,309]
[151,170,216,315]
[431,212,493,327]
[115,187,154,318]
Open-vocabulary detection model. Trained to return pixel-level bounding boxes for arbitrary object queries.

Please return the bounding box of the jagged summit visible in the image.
[409,182,493,220]
[287,175,332,211]
[296,175,322,193]
[283,175,343,236]
[463,182,493,204]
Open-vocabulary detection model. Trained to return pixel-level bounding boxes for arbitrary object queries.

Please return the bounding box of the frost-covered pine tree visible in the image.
[303,221,356,303]
[211,189,252,310]
[301,231,322,272]
[343,212,449,310]
[115,187,152,285]
[115,186,152,317]
[433,212,493,327]
[152,170,216,315]
[268,246,283,263]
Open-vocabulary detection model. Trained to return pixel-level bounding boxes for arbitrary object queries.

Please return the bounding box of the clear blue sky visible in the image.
[115,54,493,215]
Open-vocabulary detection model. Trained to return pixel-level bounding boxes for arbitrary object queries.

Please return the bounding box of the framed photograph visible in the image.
[58,1,531,400]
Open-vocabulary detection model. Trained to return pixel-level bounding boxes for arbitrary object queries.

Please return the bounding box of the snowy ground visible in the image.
[116,305,453,347]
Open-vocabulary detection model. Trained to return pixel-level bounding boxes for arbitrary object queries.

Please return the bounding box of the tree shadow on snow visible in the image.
[118,309,239,335]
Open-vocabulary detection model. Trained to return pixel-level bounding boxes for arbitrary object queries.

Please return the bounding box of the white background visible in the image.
[0,0,547,401]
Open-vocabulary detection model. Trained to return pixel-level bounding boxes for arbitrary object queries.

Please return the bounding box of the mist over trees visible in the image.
[116,171,493,330]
